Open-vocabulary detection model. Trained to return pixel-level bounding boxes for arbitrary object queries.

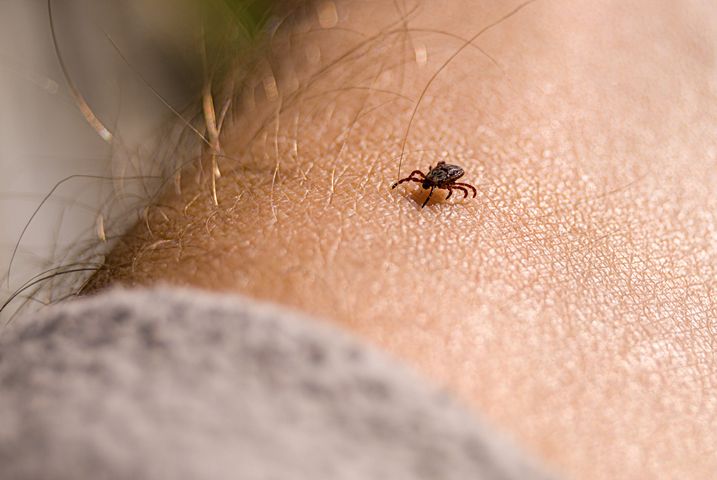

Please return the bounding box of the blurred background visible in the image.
[0,0,298,322]
[0,0,278,324]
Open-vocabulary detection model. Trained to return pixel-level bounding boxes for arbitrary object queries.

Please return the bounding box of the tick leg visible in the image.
[391,177,423,189]
[445,187,453,200]
[391,170,425,189]
[421,186,435,208]
[451,185,469,199]
[453,182,477,198]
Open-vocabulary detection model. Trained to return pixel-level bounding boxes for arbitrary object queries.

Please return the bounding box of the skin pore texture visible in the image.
[89,0,717,478]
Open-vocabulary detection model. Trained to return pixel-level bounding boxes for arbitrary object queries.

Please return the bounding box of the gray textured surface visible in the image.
[0,287,554,479]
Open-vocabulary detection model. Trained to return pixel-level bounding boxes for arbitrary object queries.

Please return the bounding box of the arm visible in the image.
[89,1,717,477]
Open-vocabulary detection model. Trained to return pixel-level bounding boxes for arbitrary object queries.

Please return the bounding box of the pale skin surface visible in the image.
[92,0,717,478]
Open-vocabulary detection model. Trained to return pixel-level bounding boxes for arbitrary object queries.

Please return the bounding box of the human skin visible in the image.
[90,0,717,478]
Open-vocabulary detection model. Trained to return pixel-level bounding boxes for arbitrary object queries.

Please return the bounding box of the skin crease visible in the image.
[89,0,717,478]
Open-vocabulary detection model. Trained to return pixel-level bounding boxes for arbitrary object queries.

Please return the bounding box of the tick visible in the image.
[391,161,477,208]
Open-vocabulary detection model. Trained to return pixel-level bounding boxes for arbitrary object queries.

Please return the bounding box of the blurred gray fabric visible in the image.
[0,287,554,479]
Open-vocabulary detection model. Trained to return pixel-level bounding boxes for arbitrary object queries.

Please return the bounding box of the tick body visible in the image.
[391,161,477,208]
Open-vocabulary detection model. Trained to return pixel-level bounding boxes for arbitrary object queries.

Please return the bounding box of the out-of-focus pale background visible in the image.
[0,0,198,324]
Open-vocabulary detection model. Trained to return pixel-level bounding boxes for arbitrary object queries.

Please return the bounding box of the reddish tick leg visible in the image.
[454,182,477,197]
[391,177,422,189]
[452,185,469,199]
